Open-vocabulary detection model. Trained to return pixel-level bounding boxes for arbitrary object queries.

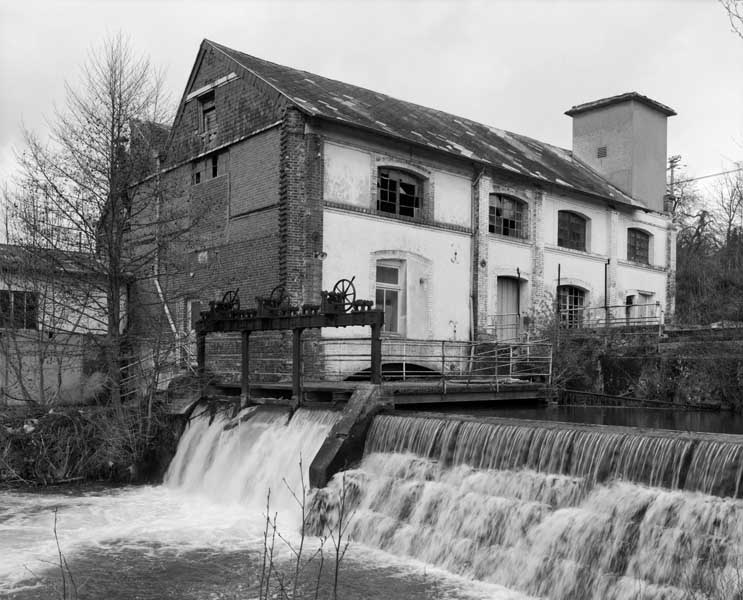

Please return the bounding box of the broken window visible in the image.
[558,211,587,251]
[489,194,527,239]
[377,168,421,218]
[627,228,650,264]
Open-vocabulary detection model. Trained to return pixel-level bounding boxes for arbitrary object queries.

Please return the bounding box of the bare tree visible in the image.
[9,33,186,407]
[720,0,743,38]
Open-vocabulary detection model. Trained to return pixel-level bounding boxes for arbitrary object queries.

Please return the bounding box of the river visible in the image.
[2,404,742,599]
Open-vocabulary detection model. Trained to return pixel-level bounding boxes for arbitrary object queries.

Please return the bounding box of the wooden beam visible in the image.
[371,323,382,384]
[196,332,206,379]
[292,328,304,405]
[197,309,384,334]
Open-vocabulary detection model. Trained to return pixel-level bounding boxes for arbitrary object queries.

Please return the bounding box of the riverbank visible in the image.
[0,402,182,486]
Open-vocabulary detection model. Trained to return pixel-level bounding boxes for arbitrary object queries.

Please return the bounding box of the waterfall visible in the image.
[165,405,339,522]
[365,414,743,496]
[310,413,743,600]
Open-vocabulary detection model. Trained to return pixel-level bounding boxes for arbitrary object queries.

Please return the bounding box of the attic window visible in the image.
[597,146,607,158]
[199,92,216,133]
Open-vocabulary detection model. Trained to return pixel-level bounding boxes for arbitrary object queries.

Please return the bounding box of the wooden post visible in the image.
[371,323,382,384]
[196,332,207,399]
[292,328,303,404]
[196,332,206,379]
[241,330,250,407]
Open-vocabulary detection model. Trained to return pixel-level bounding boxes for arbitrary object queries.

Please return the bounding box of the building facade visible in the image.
[0,245,108,405]
[144,40,676,381]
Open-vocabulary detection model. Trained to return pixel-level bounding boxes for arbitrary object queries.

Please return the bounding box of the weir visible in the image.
[163,406,743,600]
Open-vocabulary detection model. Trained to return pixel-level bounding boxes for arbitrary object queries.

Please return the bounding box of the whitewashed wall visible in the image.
[322,209,471,341]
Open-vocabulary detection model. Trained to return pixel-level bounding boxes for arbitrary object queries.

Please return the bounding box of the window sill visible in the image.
[617,259,666,272]
[546,244,608,262]
[489,232,531,245]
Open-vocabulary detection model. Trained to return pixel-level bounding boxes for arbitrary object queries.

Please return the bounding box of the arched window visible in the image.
[377,168,422,218]
[489,194,527,239]
[558,285,585,328]
[558,211,587,251]
[627,228,651,264]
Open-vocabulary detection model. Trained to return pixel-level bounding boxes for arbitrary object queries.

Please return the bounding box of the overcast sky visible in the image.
[1,0,742,195]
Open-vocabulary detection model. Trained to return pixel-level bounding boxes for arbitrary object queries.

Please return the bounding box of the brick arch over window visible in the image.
[558,210,590,251]
[627,227,652,264]
[489,194,528,239]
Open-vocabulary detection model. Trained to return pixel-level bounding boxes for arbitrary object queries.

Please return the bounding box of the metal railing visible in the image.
[316,337,552,385]
[484,313,524,342]
[174,334,552,388]
[558,302,664,333]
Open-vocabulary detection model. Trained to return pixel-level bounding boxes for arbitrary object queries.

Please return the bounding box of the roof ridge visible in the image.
[205,40,307,114]
[196,41,650,208]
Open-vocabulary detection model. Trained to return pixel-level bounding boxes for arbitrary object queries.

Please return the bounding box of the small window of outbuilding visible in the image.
[0,290,39,330]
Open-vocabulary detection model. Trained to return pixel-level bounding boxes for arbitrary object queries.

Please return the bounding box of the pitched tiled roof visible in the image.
[208,40,640,207]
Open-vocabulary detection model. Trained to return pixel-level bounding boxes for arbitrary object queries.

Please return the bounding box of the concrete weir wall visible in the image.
[309,384,390,488]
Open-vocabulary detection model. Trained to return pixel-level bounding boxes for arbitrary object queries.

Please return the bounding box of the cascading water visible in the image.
[311,414,743,600]
[164,406,339,520]
[0,406,341,596]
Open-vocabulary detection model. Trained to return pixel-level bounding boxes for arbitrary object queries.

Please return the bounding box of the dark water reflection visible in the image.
[5,544,498,600]
[401,403,743,434]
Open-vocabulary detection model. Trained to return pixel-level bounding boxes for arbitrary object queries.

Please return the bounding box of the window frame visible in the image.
[489,194,528,240]
[557,285,586,328]
[0,290,39,330]
[377,168,422,219]
[627,228,651,264]
[557,210,588,251]
[375,260,404,335]
[199,92,216,134]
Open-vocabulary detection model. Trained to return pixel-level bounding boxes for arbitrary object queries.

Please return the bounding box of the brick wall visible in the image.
[164,43,289,168]
[229,129,280,217]
[278,109,325,305]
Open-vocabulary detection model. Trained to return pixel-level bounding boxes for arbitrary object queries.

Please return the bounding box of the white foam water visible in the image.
[311,415,743,600]
[0,407,336,592]
[0,406,524,600]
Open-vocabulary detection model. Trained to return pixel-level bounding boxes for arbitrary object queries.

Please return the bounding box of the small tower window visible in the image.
[597,146,607,158]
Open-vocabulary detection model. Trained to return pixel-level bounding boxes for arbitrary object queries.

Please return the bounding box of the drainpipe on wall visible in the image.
[469,166,485,374]
[152,153,177,339]
[470,166,485,343]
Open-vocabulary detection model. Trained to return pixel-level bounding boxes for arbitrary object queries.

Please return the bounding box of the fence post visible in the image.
[509,345,513,378]
[440,340,446,389]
